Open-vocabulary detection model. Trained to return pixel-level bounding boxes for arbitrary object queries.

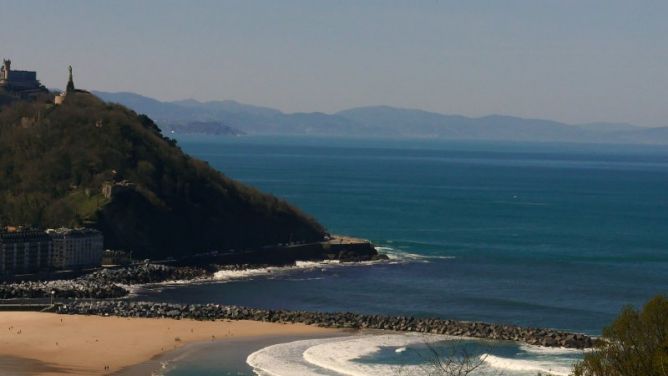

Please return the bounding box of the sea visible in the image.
[132,135,668,375]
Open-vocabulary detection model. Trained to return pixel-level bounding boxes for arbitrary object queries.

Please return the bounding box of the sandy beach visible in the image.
[0,312,339,376]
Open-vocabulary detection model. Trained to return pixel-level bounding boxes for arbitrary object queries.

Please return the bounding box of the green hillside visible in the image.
[0,91,326,258]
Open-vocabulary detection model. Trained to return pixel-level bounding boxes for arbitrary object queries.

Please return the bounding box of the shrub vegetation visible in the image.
[573,295,668,376]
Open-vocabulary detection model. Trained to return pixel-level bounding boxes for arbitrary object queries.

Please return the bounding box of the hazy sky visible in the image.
[3,1,667,126]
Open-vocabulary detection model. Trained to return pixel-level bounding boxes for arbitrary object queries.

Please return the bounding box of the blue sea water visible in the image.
[135,136,668,374]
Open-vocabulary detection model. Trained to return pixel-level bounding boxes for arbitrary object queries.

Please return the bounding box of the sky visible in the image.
[2,0,667,126]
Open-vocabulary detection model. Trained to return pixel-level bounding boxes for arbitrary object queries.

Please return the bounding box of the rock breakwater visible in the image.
[52,300,593,349]
[80,264,209,285]
[0,264,209,300]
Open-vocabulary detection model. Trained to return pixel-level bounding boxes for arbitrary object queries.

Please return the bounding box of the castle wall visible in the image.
[8,70,37,82]
[0,61,40,90]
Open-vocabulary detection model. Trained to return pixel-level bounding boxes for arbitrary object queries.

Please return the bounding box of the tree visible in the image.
[573,295,668,376]
[394,341,497,376]
[418,342,488,376]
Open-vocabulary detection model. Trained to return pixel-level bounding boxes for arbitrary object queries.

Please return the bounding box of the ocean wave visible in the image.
[213,267,278,281]
[296,260,341,268]
[142,246,448,290]
[248,334,437,376]
[146,260,348,288]
[519,343,588,355]
[164,249,424,286]
[211,259,348,282]
[377,246,454,263]
[302,334,446,376]
[482,354,573,376]
[247,337,346,376]
[248,333,580,376]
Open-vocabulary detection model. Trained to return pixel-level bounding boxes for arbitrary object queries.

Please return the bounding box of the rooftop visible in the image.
[46,228,102,237]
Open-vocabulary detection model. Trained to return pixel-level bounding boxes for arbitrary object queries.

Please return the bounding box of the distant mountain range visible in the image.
[162,121,245,136]
[93,91,668,144]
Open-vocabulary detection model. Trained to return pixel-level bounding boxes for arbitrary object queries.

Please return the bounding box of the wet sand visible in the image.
[0,312,338,375]
[114,333,347,376]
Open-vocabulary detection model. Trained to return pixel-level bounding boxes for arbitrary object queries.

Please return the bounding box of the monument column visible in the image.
[66,65,75,92]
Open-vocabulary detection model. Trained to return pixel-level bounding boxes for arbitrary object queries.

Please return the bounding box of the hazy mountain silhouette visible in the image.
[93,91,667,144]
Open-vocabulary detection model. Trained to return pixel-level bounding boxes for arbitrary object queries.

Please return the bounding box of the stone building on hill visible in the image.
[0,59,43,92]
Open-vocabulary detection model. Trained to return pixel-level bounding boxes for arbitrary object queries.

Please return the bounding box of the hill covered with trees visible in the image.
[0,91,326,258]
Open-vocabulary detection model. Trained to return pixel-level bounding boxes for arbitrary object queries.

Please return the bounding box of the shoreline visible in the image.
[0,235,386,302]
[0,312,340,376]
[113,332,348,376]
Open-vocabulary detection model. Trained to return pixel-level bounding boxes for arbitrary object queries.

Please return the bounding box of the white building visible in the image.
[47,228,103,269]
[0,229,52,275]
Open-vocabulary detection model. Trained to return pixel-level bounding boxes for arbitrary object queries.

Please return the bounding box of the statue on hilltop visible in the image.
[55,65,77,105]
[66,65,75,93]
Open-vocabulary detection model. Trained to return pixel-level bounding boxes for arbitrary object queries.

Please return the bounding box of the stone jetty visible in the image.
[0,264,209,299]
[0,261,369,300]
[80,264,209,285]
[51,300,593,349]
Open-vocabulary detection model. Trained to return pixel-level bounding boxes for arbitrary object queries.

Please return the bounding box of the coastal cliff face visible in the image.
[0,92,326,258]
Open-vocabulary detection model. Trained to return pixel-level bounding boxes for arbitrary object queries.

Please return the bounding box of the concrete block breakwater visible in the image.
[53,301,593,349]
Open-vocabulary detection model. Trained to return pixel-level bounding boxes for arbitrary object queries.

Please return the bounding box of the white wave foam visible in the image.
[141,257,379,290]
[519,343,587,355]
[303,333,446,376]
[483,354,573,376]
[428,255,457,260]
[213,267,276,281]
[296,260,340,268]
[144,245,442,289]
[248,333,580,376]
[247,337,347,376]
[377,246,454,263]
[211,260,346,281]
[120,283,144,297]
[249,334,451,376]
